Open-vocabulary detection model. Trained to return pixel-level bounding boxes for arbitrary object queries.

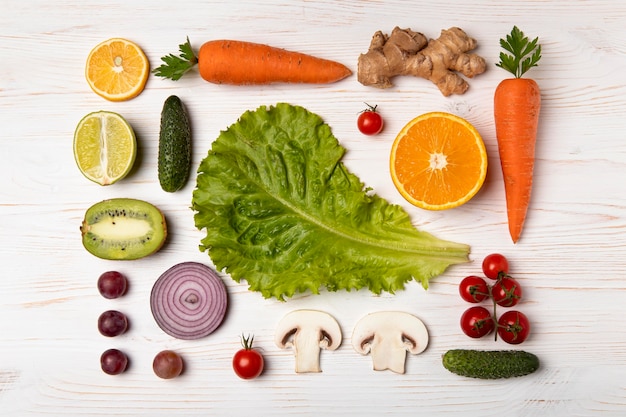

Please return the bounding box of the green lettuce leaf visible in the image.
[192,103,469,300]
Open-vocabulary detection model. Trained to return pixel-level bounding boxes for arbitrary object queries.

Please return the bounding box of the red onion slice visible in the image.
[151,262,228,340]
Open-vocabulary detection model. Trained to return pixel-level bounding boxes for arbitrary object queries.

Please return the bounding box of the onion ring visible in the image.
[151,262,228,340]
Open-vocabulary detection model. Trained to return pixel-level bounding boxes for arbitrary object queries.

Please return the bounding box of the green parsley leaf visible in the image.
[152,37,198,81]
[496,26,541,78]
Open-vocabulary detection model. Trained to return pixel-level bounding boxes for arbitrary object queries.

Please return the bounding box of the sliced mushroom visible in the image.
[275,309,342,373]
[352,311,429,374]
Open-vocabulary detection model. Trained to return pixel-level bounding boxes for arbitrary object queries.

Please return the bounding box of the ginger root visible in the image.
[357,27,487,96]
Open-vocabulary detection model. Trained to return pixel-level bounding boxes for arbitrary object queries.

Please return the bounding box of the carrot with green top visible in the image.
[153,37,352,85]
[494,26,542,243]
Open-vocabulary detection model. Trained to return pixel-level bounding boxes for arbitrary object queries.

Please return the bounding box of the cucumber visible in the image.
[158,95,191,192]
[442,349,539,379]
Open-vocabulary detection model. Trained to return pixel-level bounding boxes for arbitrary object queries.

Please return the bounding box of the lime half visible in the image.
[73,111,136,185]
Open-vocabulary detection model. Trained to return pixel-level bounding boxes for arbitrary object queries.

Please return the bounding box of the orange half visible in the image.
[390,112,488,210]
[85,38,149,101]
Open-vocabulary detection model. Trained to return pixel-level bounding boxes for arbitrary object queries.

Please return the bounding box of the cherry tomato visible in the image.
[460,306,495,338]
[233,334,264,380]
[357,104,384,135]
[497,310,530,345]
[459,275,490,303]
[482,253,509,280]
[492,277,523,307]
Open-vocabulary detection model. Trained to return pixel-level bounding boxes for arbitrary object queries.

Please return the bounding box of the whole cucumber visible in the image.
[442,349,539,379]
[158,95,191,192]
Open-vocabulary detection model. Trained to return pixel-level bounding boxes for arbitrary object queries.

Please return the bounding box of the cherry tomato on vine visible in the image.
[357,103,384,135]
[497,310,530,345]
[459,275,490,303]
[460,306,495,338]
[492,277,523,307]
[233,334,264,380]
[482,253,509,280]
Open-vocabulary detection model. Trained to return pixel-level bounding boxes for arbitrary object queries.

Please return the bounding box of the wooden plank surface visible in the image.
[2,0,626,415]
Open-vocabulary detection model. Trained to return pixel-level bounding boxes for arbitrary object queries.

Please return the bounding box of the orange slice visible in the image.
[390,112,487,210]
[85,38,149,101]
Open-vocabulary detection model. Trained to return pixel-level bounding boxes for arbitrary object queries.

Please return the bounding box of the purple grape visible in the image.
[153,350,183,379]
[100,349,128,375]
[98,310,128,337]
[97,271,128,299]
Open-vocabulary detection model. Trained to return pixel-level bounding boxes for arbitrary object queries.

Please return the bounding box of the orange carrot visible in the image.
[153,37,352,85]
[493,26,542,243]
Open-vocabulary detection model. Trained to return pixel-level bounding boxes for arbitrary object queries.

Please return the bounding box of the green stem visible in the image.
[490,284,499,341]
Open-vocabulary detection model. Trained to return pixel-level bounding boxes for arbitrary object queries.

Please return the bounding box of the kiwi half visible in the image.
[81,198,167,260]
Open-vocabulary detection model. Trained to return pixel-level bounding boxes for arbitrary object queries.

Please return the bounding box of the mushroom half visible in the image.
[275,309,342,373]
[352,311,429,374]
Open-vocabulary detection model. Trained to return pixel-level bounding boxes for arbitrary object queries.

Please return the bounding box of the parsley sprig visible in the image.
[152,37,198,81]
[496,26,541,78]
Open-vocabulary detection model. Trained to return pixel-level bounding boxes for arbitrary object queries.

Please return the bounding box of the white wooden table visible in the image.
[2,1,625,415]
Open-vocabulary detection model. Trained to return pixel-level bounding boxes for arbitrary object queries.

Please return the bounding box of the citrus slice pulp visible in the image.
[85,38,149,101]
[73,111,137,186]
[390,112,487,210]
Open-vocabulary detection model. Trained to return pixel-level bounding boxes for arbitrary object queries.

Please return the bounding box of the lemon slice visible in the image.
[73,111,136,186]
[85,38,149,101]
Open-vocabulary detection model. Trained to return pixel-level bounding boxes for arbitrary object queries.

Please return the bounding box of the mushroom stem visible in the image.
[369,335,414,373]
[292,328,327,373]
